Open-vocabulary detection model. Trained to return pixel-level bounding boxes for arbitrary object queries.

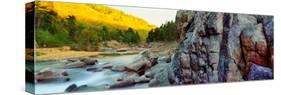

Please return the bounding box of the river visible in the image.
[30,54,149,94]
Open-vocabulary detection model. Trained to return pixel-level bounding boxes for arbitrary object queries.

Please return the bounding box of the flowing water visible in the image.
[32,54,148,94]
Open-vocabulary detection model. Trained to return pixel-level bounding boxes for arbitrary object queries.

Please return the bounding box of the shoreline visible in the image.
[35,50,141,62]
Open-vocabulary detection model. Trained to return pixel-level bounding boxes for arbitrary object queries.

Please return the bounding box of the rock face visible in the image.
[173,10,273,84]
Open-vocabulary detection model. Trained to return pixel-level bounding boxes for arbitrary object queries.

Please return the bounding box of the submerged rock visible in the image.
[65,84,88,92]
[86,67,103,72]
[102,65,113,69]
[65,84,78,92]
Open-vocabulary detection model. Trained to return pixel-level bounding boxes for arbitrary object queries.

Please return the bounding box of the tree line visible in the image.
[35,9,141,50]
[146,21,177,42]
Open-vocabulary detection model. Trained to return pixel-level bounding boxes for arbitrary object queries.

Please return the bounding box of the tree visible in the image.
[66,16,80,41]
[146,21,177,42]
[135,32,141,43]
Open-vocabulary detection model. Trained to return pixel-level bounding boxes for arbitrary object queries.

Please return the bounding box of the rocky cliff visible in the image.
[172,10,273,84]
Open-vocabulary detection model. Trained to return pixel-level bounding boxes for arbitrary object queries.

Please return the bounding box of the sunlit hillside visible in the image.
[37,1,156,31]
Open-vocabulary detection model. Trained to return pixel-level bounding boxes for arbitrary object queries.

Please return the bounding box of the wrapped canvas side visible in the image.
[25,1,35,94]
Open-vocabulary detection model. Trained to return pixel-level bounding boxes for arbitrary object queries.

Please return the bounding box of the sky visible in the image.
[110,5,178,27]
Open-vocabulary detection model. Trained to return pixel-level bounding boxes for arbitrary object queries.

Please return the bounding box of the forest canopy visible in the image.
[32,2,177,51]
[146,21,177,42]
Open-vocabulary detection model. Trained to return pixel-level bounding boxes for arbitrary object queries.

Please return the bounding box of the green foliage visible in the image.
[35,9,141,50]
[36,29,73,47]
[146,21,177,42]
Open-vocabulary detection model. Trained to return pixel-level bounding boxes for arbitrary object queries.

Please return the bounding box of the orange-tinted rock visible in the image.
[241,35,255,51]
[256,41,267,56]
[174,10,274,83]
[247,51,267,67]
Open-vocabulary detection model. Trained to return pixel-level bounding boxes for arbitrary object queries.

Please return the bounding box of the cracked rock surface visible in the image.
[172,10,274,84]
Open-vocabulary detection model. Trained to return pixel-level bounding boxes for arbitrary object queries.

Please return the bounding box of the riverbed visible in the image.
[31,54,149,94]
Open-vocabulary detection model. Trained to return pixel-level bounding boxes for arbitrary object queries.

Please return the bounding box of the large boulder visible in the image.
[35,68,69,82]
[124,50,158,75]
[149,63,176,87]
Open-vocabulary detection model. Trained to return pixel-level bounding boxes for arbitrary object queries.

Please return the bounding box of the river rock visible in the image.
[109,80,136,89]
[117,72,139,82]
[102,64,113,69]
[125,58,149,71]
[65,84,88,92]
[116,48,129,52]
[65,84,78,92]
[124,50,158,76]
[158,56,172,63]
[80,57,98,65]
[67,59,79,62]
[35,68,69,83]
[125,56,151,76]
[86,67,102,72]
[150,57,158,66]
[111,65,126,72]
[64,61,86,69]
[139,49,155,59]
[135,75,151,83]
[144,71,152,78]
[149,63,175,87]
